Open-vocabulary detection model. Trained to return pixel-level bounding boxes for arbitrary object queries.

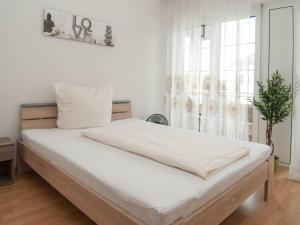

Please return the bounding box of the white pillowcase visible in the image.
[54,83,114,129]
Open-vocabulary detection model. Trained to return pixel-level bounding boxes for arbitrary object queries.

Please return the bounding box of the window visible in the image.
[220,17,256,141]
[220,17,256,104]
[184,27,211,104]
[183,17,256,140]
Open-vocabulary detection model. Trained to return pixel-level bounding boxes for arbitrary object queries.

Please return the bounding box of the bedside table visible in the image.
[0,138,15,186]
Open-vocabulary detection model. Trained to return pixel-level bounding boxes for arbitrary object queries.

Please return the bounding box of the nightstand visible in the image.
[0,138,15,186]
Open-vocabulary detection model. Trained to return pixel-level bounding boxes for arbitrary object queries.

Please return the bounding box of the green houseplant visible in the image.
[252,71,293,172]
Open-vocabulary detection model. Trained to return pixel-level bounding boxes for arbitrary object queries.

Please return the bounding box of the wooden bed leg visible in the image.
[17,141,32,173]
[264,156,274,201]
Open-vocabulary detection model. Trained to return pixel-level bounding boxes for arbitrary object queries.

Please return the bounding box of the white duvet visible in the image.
[82,118,250,179]
[22,128,271,225]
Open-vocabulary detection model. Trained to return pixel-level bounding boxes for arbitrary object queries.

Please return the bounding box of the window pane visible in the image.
[239,70,254,99]
[185,36,191,50]
[202,39,210,48]
[221,46,237,70]
[184,50,190,72]
[183,72,192,92]
[224,71,237,98]
[190,49,201,71]
[239,44,255,70]
[201,48,210,71]
[221,20,237,46]
[200,72,210,95]
[239,18,249,44]
[239,17,256,44]
[249,17,256,43]
[192,27,203,49]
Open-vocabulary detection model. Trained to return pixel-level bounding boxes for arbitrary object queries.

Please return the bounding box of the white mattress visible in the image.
[22,127,271,225]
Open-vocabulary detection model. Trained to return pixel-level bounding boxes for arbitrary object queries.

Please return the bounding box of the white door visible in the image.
[260,0,295,165]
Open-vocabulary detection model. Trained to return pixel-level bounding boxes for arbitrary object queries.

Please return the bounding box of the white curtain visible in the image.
[164,0,261,141]
[289,1,300,182]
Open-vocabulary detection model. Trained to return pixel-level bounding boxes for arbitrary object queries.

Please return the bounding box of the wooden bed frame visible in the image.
[17,102,274,225]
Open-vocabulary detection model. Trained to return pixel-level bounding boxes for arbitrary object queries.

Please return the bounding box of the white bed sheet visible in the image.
[22,128,271,225]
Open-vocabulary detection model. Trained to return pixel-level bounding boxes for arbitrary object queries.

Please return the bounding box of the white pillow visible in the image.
[54,83,114,129]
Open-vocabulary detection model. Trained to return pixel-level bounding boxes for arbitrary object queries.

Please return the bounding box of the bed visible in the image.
[17,102,274,225]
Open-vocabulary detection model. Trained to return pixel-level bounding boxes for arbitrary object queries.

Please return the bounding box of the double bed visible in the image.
[17,101,273,225]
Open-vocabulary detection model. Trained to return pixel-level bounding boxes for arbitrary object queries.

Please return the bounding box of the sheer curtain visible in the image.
[289,1,300,182]
[164,0,261,141]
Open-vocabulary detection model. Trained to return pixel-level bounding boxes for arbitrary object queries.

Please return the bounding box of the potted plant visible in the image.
[252,71,293,172]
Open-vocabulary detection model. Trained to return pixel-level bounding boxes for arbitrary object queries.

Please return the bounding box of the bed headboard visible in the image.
[20,100,132,130]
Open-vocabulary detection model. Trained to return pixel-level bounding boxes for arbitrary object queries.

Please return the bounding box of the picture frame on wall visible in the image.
[43,8,114,47]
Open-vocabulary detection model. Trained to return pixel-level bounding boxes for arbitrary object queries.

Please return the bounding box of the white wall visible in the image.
[0,0,165,140]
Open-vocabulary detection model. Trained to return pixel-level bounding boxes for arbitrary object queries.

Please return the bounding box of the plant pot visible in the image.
[274,155,280,173]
